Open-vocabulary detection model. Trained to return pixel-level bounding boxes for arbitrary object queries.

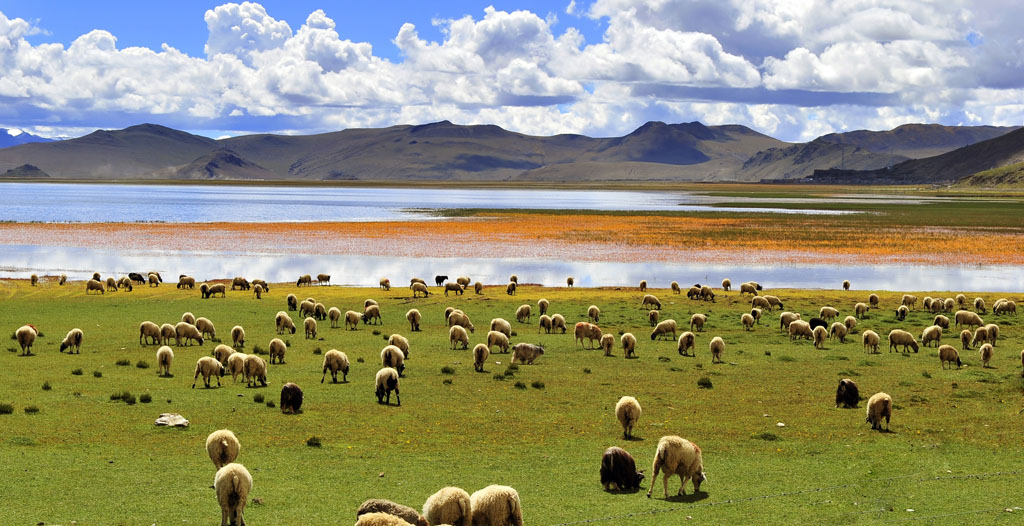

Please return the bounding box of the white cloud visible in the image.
[204,2,292,62]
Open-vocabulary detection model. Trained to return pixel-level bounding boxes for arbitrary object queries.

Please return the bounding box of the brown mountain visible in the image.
[819,124,1018,159]
[169,149,274,180]
[739,138,908,181]
[0,164,49,178]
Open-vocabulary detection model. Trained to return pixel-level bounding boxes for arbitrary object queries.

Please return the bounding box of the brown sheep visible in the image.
[677,331,696,356]
[574,322,602,349]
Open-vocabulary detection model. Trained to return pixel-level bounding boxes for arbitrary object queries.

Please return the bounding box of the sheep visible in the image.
[538,298,549,316]
[448,311,475,333]
[739,281,760,295]
[979,343,994,368]
[304,317,317,339]
[286,294,298,311]
[588,305,600,323]
[751,296,771,311]
[243,354,267,387]
[954,309,984,329]
[835,378,859,408]
[921,325,942,347]
[984,323,999,347]
[671,281,681,294]
[473,343,490,372]
[640,294,662,311]
[615,396,642,439]
[268,337,287,364]
[842,279,850,290]
[651,319,678,341]
[646,436,706,498]
[941,299,954,313]
[444,282,464,296]
[750,307,762,325]
[251,279,268,292]
[128,272,145,284]
[357,499,428,526]
[934,345,963,372]
[470,485,523,526]
[375,367,401,405]
[710,336,725,362]
[639,279,647,291]
[59,274,66,285]
[159,323,176,345]
[551,314,567,334]
[195,317,216,340]
[763,295,783,310]
[895,305,908,321]
[335,310,359,331]
[864,392,893,431]
[14,324,36,355]
[689,313,707,332]
[364,299,379,311]
[621,332,637,358]
[853,302,869,319]
[379,278,391,291]
[85,279,105,294]
[601,446,645,492]
[28,274,40,286]
[511,343,544,364]
[699,286,716,302]
[974,297,986,313]
[957,329,973,350]
[538,315,553,334]
[203,283,227,299]
[487,331,510,354]
[600,333,615,356]
[206,429,240,470]
[388,334,410,358]
[434,275,449,287]
[275,311,296,335]
[455,276,471,287]
[56,327,84,354]
[225,353,246,382]
[721,278,731,291]
[508,274,518,284]
[843,316,857,332]
[971,326,989,348]
[515,304,532,323]
[280,382,303,414]
[155,346,174,376]
[250,284,264,299]
[192,356,225,388]
[779,312,801,331]
[450,325,469,350]
[406,309,421,331]
[91,272,101,281]
[789,320,813,341]
[311,302,327,321]
[214,463,252,526]
[423,487,472,526]
[677,331,696,356]
[565,276,575,288]
[923,297,933,311]
[381,345,406,376]
[686,286,701,300]
[410,277,425,287]
[1020,349,1024,377]
[474,282,483,294]
[311,273,329,286]
[412,282,430,298]
[148,273,160,287]
[506,282,517,296]
[647,309,660,327]
[178,312,195,326]
[574,322,603,349]
[208,345,233,367]
[230,277,249,290]
[994,300,1016,316]
[933,314,950,329]
[888,329,919,353]
[175,322,205,346]
[819,306,839,321]
[899,294,916,309]
[445,307,458,322]
[865,293,878,309]
[862,330,880,353]
[104,277,117,292]
[117,277,134,291]
[808,326,827,349]
[829,322,848,343]
[740,313,755,331]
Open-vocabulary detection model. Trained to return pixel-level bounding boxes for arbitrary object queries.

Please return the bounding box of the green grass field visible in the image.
[1,280,1022,525]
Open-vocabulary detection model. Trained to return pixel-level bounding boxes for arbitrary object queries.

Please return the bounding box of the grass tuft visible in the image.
[254,394,264,403]
[139,393,152,403]
[492,373,505,381]
[583,368,592,374]
[92,370,102,378]
[252,345,267,355]
[514,381,527,389]
[42,381,51,391]
[0,403,13,414]
[24,405,40,414]
[115,359,130,366]
[71,368,83,376]
[441,365,455,375]
[135,360,149,369]
[751,432,780,441]
[697,376,713,389]
[306,436,322,447]
[312,347,322,355]
[531,380,545,389]
[266,401,276,408]
[442,378,453,385]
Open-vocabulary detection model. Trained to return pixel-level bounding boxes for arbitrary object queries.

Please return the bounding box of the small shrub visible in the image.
[93,370,102,378]
[71,368,83,376]
[583,368,592,374]
[0,403,13,414]
[922,371,932,379]
[357,357,365,363]
[504,369,515,378]
[110,391,133,402]
[306,436,322,447]
[531,380,545,389]
[115,359,130,366]
[372,330,381,336]
[507,364,519,372]
[751,432,780,441]
[697,376,713,389]
[492,373,505,381]
[24,405,40,414]
[6,347,15,353]
[510,331,518,337]
[41,381,51,391]
[764,350,771,356]
[135,360,149,369]
[266,401,276,408]
[254,394,265,403]
[442,379,453,385]
[441,365,455,375]
[252,345,267,355]
[123,394,136,405]
[139,393,152,403]
[514,381,527,389]
[382,335,389,341]
[312,347,322,355]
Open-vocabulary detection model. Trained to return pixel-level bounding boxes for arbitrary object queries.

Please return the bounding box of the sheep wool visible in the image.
[423,486,472,526]
[470,485,523,526]
[615,396,641,439]
[214,463,252,526]
[646,436,706,498]
[206,429,240,469]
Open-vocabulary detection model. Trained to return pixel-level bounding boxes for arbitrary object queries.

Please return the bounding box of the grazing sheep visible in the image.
[954,310,984,329]
[206,429,240,470]
[357,499,428,526]
[944,299,956,313]
[203,283,227,299]
[406,309,421,331]
[747,308,759,325]
[444,282,464,296]
[811,326,828,349]
[923,297,933,311]
[508,274,518,284]
[230,277,250,290]
[641,294,662,311]
[224,326,244,350]
[15,325,36,355]
[933,314,950,329]
[456,276,471,287]
[900,294,917,309]
[85,279,105,294]
[410,278,425,287]
[91,272,101,281]
[192,356,225,388]
[686,286,701,300]
[316,273,331,285]
[487,331,510,354]
[646,436,706,498]
[751,296,771,311]
[195,317,216,340]
[971,326,989,348]
[243,354,267,387]
[621,333,637,358]
[104,277,117,292]
[59,327,83,353]
[181,312,196,325]
[59,274,66,285]
[28,274,39,286]
[699,286,715,302]
[251,279,268,292]
[343,310,362,331]
[588,305,600,323]
[921,325,942,347]
[974,297,986,314]
[779,312,801,331]
[741,313,755,331]
[600,333,615,356]
[511,342,544,364]
[819,306,839,321]
[651,319,678,341]
[323,307,340,329]
[423,487,472,526]
[616,396,642,439]
[677,331,696,356]
[994,300,1016,315]
[762,295,783,310]
[842,279,850,290]
[648,309,660,327]
[375,367,401,405]
[984,323,1000,347]
[297,274,313,287]
[808,317,827,332]
[381,345,406,376]
[355,513,412,526]
[227,353,247,382]
[445,307,458,322]
[689,313,706,332]
[320,349,349,383]
[515,304,532,323]
[639,279,647,291]
[160,323,176,345]
[312,302,328,321]
[506,282,517,295]
[280,382,303,414]
[251,284,264,299]
[566,276,575,287]
[862,330,880,353]
[721,278,731,291]
[470,485,523,526]
[156,346,173,376]
[211,345,235,367]
[175,322,205,346]
[304,317,317,339]
[474,281,483,294]
[148,273,160,287]
[538,315,553,334]
[835,378,859,408]
[789,320,813,341]
[214,463,252,526]
[118,277,133,291]
[959,329,973,350]
[888,329,919,353]
[450,325,469,350]
[710,336,725,362]
[275,311,296,335]
[268,338,287,364]
[671,281,681,294]
[895,305,908,321]
[286,294,298,311]
[412,282,430,298]
[601,446,645,492]
[866,393,892,431]
[843,316,857,332]
[937,344,963,370]
[379,278,391,291]
[865,294,879,309]
[127,272,145,284]
[435,275,449,287]
[489,315,509,335]
[448,311,475,333]
[574,322,603,349]
[853,302,869,319]
[388,334,410,358]
[537,298,549,316]
[979,343,994,368]
[739,282,759,295]
[551,314,567,334]
[472,343,491,372]
[829,322,848,343]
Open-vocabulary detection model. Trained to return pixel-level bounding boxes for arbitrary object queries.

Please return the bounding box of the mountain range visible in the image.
[0,128,53,149]
[0,121,1018,184]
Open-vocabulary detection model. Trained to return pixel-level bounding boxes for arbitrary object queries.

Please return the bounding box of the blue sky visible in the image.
[0,1,1020,141]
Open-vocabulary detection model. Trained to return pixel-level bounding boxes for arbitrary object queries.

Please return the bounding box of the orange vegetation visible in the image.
[0,213,1021,265]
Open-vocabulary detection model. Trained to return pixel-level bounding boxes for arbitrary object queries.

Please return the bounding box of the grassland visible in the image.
[1,279,1022,525]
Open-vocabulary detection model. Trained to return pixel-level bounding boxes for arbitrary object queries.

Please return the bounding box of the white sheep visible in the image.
[487,330,510,353]
[243,354,267,387]
[275,311,296,334]
[646,436,706,498]
[286,293,298,311]
[160,323,176,345]
[639,279,647,291]
[651,319,678,341]
[588,305,600,323]
[648,309,660,327]
[230,326,245,348]
[828,322,848,343]
[689,313,706,332]
[60,328,83,353]
[868,293,879,308]
[600,333,615,356]
[182,312,196,325]
[206,429,240,469]
[304,316,317,339]
[423,487,471,526]
[450,325,469,350]
[921,325,942,347]
[379,278,391,291]
[551,314,567,334]
[615,396,641,439]
[375,367,401,405]
[11,325,33,355]
[192,356,225,388]
[819,306,839,321]
[473,343,490,372]
[175,322,205,346]
[939,346,962,369]
[740,313,755,331]
[388,334,410,358]
[269,338,286,364]
[862,330,880,353]
[538,315,553,334]
[710,336,725,363]
[328,307,341,328]
[677,331,696,356]
[406,308,422,331]
[865,392,892,431]
[321,349,350,383]
[621,332,637,358]
[214,463,252,526]
[888,329,919,353]
[721,278,731,291]
[779,312,801,331]
[213,344,235,365]
[642,294,662,310]
[227,353,247,382]
[85,278,105,294]
[974,297,986,313]
[156,346,174,376]
[195,317,216,340]
[854,302,869,319]
[984,323,1000,347]
[979,343,994,368]
[843,316,857,332]
[345,310,362,330]
[139,321,161,345]
[490,318,512,337]
[671,281,681,294]
[511,343,544,364]
[515,304,532,323]
[954,310,984,329]
[470,485,523,526]
[448,311,475,333]
[789,320,812,341]
[812,326,827,349]
[381,345,406,376]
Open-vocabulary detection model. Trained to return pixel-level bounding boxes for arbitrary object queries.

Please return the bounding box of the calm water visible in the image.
[3,245,1021,292]
[0,183,855,222]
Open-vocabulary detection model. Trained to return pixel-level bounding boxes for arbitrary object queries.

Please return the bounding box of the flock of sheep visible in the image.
[13,271,1021,524]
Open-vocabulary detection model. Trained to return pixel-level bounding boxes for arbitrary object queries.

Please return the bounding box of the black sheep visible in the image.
[601,447,645,491]
[434,275,448,286]
[835,378,859,408]
[280,382,303,414]
[808,317,828,331]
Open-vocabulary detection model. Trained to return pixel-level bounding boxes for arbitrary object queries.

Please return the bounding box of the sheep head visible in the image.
[693,470,707,492]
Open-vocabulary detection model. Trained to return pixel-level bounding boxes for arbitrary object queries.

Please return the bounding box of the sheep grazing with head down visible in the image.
[639,279,647,291]
[515,304,532,323]
[621,333,637,358]
[487,331,510,354]
[213,344,235,365]
[214,463,252,526]
[381,345,406,376]
[895,305,908,321]
[489,317,511,338]
[789,320,813,341]
[721,278,731,291]
[843,316,857,332]
[588,305,600,323]
[957,329,973,350]
[195,317,216,340]
[450,325,470,350]
[933,314,950,329]
[473,343,490,372]
[979,343,994,368]
[779,312,801,331]
[388,334,410,359]
[470,485,523,526]
[854,302,869,319]
[375,367,401,405]
[444,282,464,296]
[105,277,118,292]
[506,282,517,296]
[974,297,986,314]
[574,322,603,349]
[842,279,850,290]
[175,322,205,347]
[59,328,83,353]
[677,331,696,356]
[615,396,641,439]
[651,319,677,341]
[280,382,303,414]
[538,315,553,334]
[243,354,267,388]
[14,325,37,355]
[888,329,919,353]
[379,278,391,291]
[343,310,361,331]
[954,310,984,329]
[710,336,725,363]
[866,392,892,431]
[835,378,859,408]
[321,349,349,383]
[601,446,645,492]
[741,313,755,331]
[230,277,249,291]
[828,322,848,343]
[642,294,661,310]
[448,311,475,333]
[762,295,783,310]
[537,298,549,316]
[304,317,317,339]
[423,486,472,526]
[268,338,286,364]
[511,343,544,364]
[646,435,706,498]
[357,499,428,526]
[971,326,989,348]
[156,346,174,376]
[226,353,246,382]
[85,279,105,294]
[739,282,759,295]
[275,311,296,335]
[984,323,999,347]
[921,325,942,348]
[192,356,225,389]
[751,296,771,311]
[699,286,715,302]
[551,314,567,334]
[406,309,421,331]
[689,313,707,332]
[286,294,298,311]
[648,309,660,327]
[686,286,701,300]
[412,282,430,298]
[600,333,615,356]
[671,281,681,294]
[862,330,880,353]
[206,429,240,470]
[819,306,839,321]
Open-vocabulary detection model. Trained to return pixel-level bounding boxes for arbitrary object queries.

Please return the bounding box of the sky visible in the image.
[0,1,1021,141]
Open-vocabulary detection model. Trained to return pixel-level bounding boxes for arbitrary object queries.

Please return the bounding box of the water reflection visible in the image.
[2,245,1021,292]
